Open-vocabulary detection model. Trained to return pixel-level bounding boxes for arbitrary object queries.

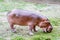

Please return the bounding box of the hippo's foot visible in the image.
[11,29,17,33]
[29,31,34,36]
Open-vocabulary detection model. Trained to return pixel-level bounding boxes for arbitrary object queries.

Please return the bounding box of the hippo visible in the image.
[7,9,53,35]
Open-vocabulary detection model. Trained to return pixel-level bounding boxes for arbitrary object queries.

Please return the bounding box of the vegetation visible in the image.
[0,1,47,12]
[11,36,25,40]
[0,38,4,40]
[49,18,60,26]
[0,0,60,40]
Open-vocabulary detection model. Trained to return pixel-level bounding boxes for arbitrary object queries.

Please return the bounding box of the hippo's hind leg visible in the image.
[10,23,16,33]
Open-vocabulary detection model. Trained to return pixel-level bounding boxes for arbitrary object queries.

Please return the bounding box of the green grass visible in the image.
[49,18,60,26]
[0,12,60,40]
[0,2,25,12]
[0,1,60,40]
[0,2,47,12]
[0,0,4,2]
[30,35,52,40]
[10,26,60,40]
[11,36,25,40]
[0,38,4,40]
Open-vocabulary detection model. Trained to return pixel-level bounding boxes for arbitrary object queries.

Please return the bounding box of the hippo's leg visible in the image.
[42,28,47,33]
[28,25,34,35]
[10,24,16,33]
[33,26,37,32]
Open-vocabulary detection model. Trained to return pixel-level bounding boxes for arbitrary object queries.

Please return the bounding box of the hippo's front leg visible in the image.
[42,28,47,33]
[29,25,34,35]
[33,26,37,32]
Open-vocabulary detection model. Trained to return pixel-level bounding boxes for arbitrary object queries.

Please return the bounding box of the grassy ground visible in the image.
[0,12,60,40]
[0,2,47,12]
[0,1,60,40]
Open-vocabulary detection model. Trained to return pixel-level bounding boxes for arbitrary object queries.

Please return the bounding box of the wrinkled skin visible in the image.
[7,9,53,35]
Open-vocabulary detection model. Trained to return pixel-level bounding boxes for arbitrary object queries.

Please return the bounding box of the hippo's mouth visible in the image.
[43,26,53,33]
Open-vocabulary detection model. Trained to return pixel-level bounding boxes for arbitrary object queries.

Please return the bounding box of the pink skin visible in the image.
[39,21,53,33]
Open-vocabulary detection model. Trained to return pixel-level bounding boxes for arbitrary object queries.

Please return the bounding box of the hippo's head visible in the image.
[39,21,53,33]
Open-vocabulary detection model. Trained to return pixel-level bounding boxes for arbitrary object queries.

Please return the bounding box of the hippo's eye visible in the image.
[42,22,50,27]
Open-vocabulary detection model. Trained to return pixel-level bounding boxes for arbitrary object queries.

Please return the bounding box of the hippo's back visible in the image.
[7,9,42,26]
